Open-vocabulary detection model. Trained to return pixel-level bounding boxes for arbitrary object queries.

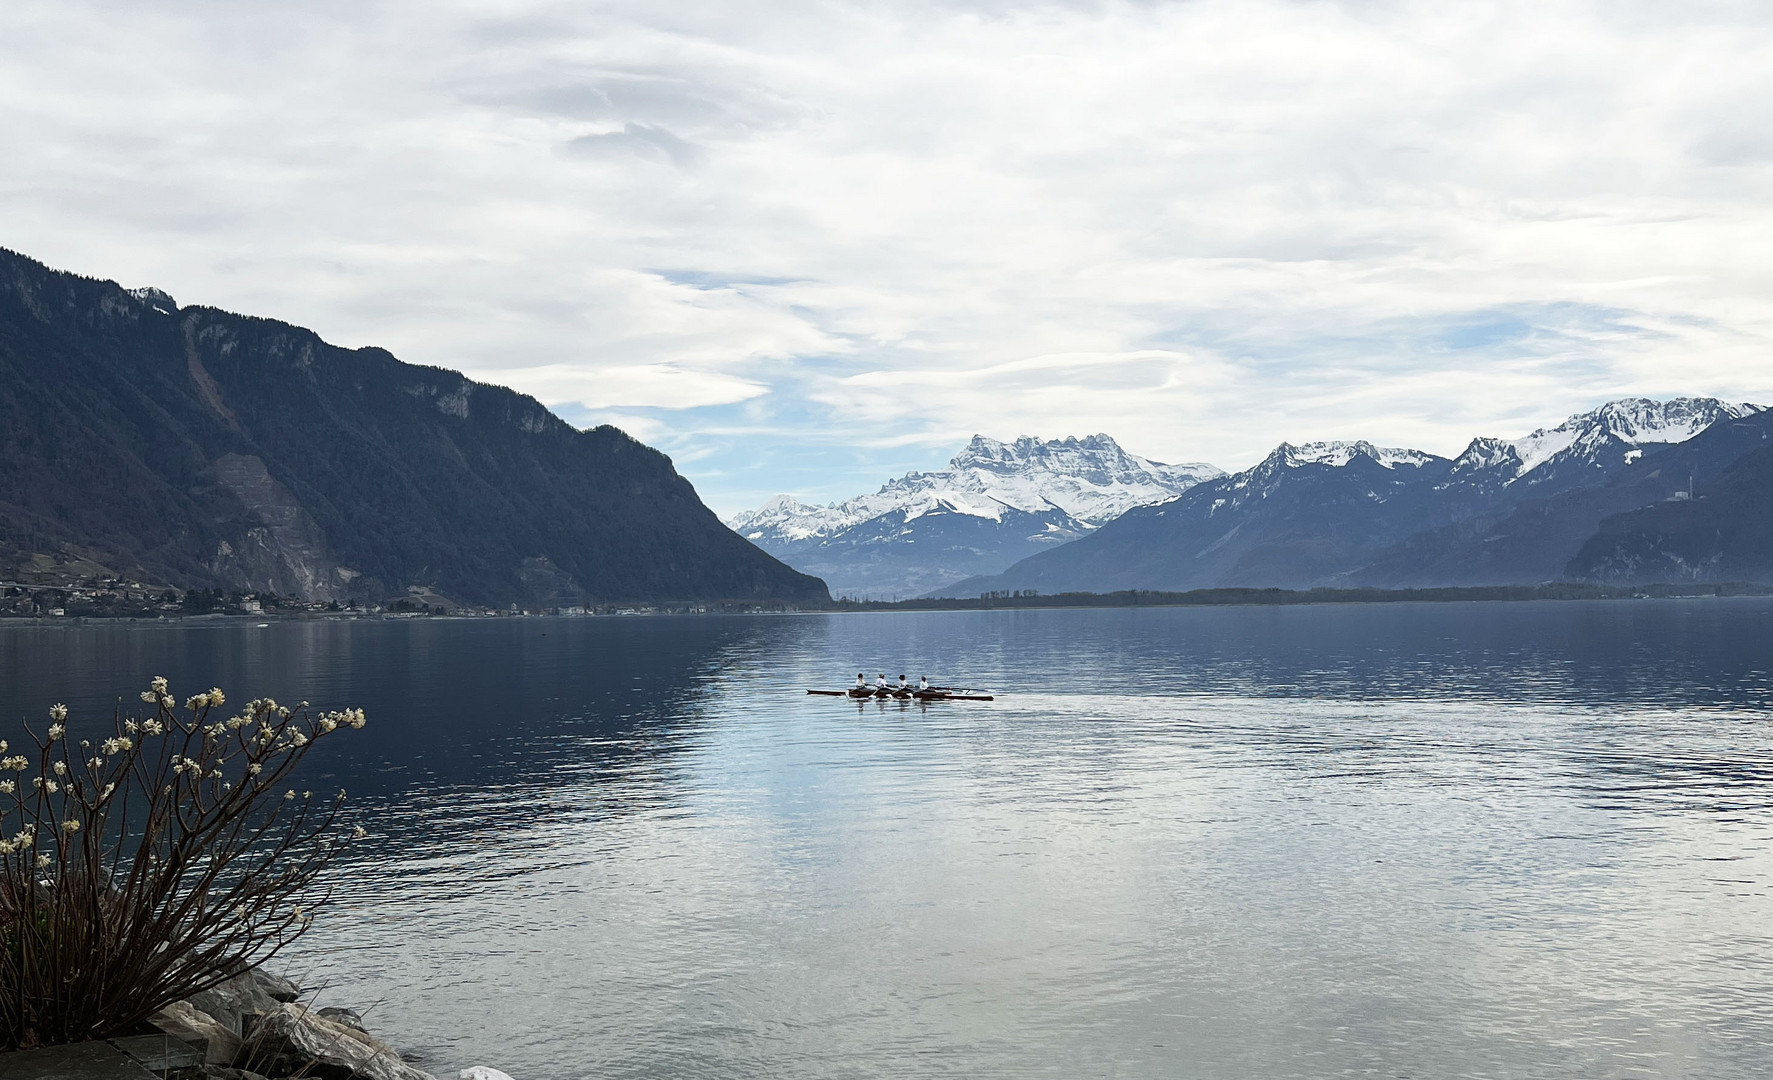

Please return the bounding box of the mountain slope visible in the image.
[1356,407,1773,586]
[936,441,1456,595]
[0,248,828,607]
[1566,425,1773,583]
[729,434,1220,598]
[946,399,1762,596]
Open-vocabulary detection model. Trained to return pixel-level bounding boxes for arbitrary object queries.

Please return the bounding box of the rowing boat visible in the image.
[807,688,995,702]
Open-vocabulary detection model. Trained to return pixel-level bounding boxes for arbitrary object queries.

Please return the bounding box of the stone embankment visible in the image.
[4,967,512,1080]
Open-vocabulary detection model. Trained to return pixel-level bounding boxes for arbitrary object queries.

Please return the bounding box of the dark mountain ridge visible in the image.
[1567,426,1773,583]
[0,248,828,607]
[941,400,1769,597]
[1354,409,1773,587]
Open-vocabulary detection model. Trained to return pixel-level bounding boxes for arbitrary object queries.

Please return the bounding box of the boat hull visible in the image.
[806,689,995,702]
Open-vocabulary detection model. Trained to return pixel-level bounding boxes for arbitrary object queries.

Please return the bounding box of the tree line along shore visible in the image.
[6,580,1766,622]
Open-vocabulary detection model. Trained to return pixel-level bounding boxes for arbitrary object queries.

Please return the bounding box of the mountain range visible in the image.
[727,434,1221,598]
[9,244,1766,610]
[939,398,1765,597]
[0,248,827,608]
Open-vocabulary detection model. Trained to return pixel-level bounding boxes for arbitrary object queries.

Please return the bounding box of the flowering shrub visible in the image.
[0,678,367,1050]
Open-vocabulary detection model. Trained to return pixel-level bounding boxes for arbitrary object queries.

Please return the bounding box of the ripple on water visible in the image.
[2,603,1773,1078]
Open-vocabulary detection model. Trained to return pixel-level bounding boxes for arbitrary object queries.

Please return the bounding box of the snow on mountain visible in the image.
[1267,441,1442,470]
[1455,397,1763,481]
[727,434,1222,544]
[725,494,852,544]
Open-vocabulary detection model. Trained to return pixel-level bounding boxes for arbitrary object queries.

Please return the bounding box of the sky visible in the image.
[4,0,1773,516]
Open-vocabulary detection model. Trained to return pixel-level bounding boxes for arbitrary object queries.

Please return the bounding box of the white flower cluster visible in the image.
[317,708,367,731]
[0,756,26,772]
[101,737,133,755]
[140,678,174,708]
[186,688,226,710]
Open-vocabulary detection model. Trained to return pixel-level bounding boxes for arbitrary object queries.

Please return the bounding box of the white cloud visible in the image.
[480,361,767,410]
[4,0,1773,507]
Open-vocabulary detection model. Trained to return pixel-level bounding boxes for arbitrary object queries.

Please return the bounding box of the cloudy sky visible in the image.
[5,1,1773,514]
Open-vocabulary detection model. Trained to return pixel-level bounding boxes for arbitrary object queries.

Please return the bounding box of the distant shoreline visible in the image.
[2,581,1770,625]
[828,582,1773,612]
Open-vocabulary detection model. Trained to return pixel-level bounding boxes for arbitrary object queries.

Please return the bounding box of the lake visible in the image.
[4,600,1773,1078]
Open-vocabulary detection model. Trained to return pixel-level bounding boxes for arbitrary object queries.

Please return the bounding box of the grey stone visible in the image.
[109,1032,206,1074]
[239,1005,436,1080]
[197,1068,267,1080]
[187,971,281,1038]
[244,969,301,1004]
[314,1008,365,1033]
[149,1001,244,1065]
[0,1041,159,1080]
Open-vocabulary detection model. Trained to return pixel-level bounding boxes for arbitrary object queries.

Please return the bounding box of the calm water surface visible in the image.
[4,600,1773,1079]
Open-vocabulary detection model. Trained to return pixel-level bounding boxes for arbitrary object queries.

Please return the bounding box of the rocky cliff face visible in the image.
[0,248,828,607]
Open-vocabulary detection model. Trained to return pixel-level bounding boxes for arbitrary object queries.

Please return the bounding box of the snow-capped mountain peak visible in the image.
[727,494,851,543]
[726,433,1223,599]
[1496,397,1760,479]
[728,434,1222,543]
[1264,440,1440,470]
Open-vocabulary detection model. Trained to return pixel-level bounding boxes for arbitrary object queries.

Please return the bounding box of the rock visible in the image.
[109,1033,207,1075]
[460,1069,516,1080]
[149,1000,244,1065]
[189,970,283,1037]
[199,1068,268,1080]
[246,968,302,1003]
[316,1007,366,1033]
[0,1040,159,1080]
[241,1003,436,1080]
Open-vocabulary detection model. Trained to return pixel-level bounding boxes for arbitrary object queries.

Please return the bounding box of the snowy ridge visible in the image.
[1225,399,1762,492]
[1269,441,1441,469]
[1174,397,1759,522]
[727,494,852,543]
[728,434,1223,544]
[1459,397,1762,480]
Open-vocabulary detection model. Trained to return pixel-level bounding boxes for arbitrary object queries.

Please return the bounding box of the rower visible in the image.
[855,673,867,690]
[918,676,930,691]
[875,673,888,691]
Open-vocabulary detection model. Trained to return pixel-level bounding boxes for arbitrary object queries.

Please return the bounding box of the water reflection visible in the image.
[2,602,1773,1078]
